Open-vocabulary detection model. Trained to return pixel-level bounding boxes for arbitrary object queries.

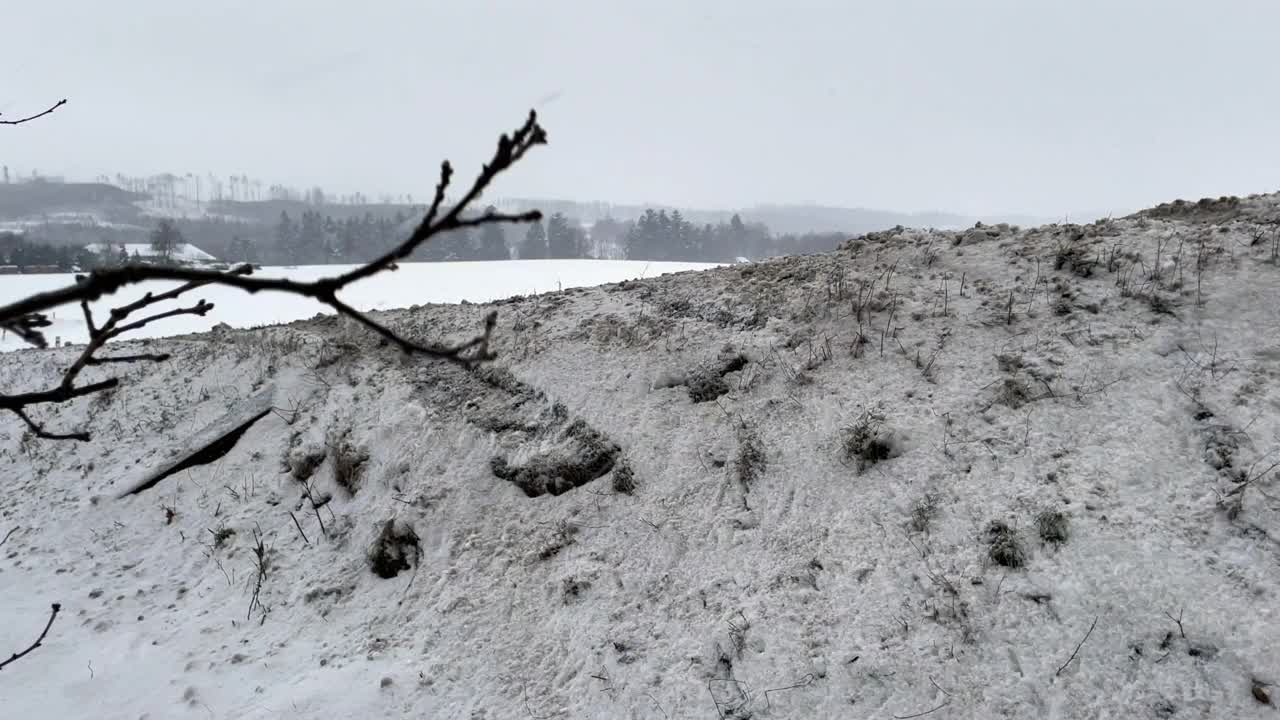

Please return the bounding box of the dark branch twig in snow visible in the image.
[1056,615,1099,676]
[894,699,952,719]
[0,526,18,547]
[246,529,268,621]
[0,110,548,441]
[288,512,310,545]
[0,603,61,670]
[645,693,669,719]
[763,673,816,709]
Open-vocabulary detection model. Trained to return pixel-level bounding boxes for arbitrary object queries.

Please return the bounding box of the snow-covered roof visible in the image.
[84,243,217,262]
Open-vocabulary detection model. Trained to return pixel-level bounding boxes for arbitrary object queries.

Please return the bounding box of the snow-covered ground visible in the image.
[0,260,719,352]
[2,198,1279,718]
[0,213,146,233]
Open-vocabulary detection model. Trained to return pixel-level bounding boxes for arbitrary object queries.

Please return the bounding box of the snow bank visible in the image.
[2,208,1279,718]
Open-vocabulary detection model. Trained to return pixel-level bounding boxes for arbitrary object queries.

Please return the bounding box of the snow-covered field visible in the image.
[0,214,146,233]
[0,260,719,352]
[2,198,1279,719]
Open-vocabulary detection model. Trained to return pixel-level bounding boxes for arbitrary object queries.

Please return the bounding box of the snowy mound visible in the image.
[2,200,1279,718]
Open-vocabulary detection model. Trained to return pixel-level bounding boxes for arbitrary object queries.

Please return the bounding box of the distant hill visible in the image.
[494,198,1058,235]
[0,178,1086,266]
[0,176,1066,238]
[0,180,147,223]
[735,203,1054,234]
[208,199,423,224]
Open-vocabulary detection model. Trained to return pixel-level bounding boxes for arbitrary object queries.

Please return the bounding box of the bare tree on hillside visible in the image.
[0,108,548,442]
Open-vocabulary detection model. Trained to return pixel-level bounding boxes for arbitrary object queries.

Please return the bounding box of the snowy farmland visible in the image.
[0,259,719,352]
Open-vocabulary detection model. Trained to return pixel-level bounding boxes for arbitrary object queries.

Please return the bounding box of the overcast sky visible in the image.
[4,1,1277,216]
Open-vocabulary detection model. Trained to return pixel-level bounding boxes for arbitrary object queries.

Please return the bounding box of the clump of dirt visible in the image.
[289,444,327,483]
[368,520,421,579]
[686,347,750,403]
[687,373,730,403]
[612,459,637,495]
[491,419,622,497]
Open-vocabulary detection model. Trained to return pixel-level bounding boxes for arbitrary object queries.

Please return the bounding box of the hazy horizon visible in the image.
[5,1,1277,218]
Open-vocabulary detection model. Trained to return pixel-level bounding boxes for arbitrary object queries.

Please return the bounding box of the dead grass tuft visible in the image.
[986,520,1026,568]
[331,433,369,496]
[1036,510,1070,544]
[909,494,939,533]
[1147,293,1177,317]
[840,409,900,472]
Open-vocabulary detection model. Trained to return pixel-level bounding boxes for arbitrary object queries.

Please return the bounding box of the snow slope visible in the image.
[0,260,720,352]
[2,198,1280,719]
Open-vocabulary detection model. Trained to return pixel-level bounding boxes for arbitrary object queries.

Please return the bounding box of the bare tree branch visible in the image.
[10,407,91,441]
[85,352,172,366]
[1,379,120,410]
[0,603,61,670]
[0,110,547,442]
[2,313,53,348]
[0,99,67,126]
[1056,615,1099,676]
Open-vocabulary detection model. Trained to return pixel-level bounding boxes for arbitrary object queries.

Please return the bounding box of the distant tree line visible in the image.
[0,231,97,271]
[10,207,851,268]
[619,209,847,262]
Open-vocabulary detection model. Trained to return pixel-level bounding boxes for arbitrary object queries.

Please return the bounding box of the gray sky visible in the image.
[4,0,1277,216]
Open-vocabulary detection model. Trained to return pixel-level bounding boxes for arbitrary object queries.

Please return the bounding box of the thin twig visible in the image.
[0,603,62,670]
[0,99,67,125]
[763,673,816,709]
[1164,608,1186,639]
[894,699,952,719]
[246,529,268,621]
[1056,615,1099,676]
[523,682,554,720]
[10,405,94,441]
[85,352,172,366]
[929,677,952,697]
[645,693,669,719]
[0,526,18,547]
[288,512,310,545]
